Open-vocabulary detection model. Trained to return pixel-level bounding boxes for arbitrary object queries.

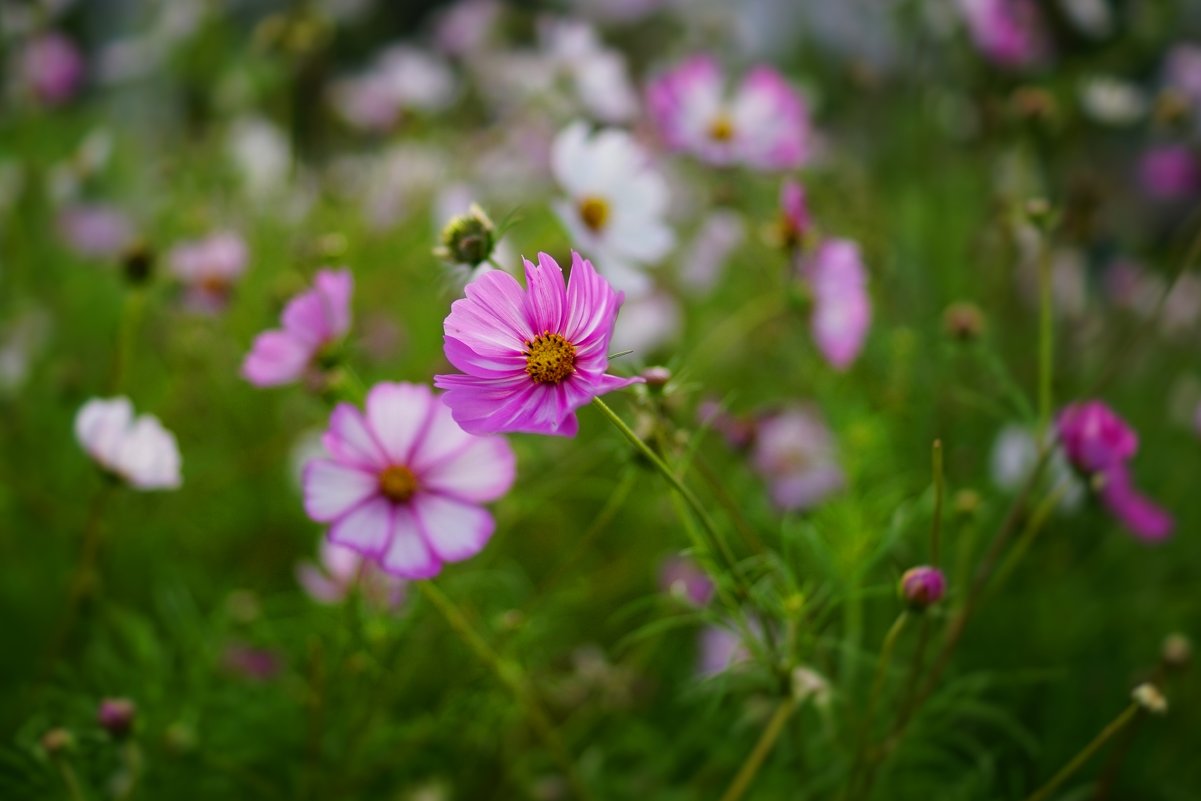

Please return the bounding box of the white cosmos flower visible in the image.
[75,397,182,490]
[551,121,674,296]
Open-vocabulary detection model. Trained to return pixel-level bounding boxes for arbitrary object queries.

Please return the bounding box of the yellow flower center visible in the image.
[708,113,735,142]
[378,465,418,503]
[578,196,610,233]
[524,332,577,385]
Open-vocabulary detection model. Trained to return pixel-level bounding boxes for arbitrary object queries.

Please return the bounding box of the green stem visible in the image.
[847,613,909,798]
[53,756,87,801]
[591,396,743,588]
[1023,704,1140,801]
[718,696,798,801]
[987,479,1070,601]
[930,440,944,564]
[1036,225,1054,437]
[416,582,592,801]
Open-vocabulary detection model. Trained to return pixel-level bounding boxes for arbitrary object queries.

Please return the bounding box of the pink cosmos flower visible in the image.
[697,625,748,677]
[1100,465,1174,542]
[296,538,407,610]
[242,269,352,387]
[801,238,871,370]
[899,566,946,610]
[75,397,181,490]
[302,382,516,579]
[435,251,642,437]
[750,406,844,512]
[647,55,810,171]
[57,204,134,259]
[21,33,84,106]
[168,231,248,313]
[957,0,1046,68]
[1057,400,1138,475]
[1138,145,1200,201]
[659,555,714,607]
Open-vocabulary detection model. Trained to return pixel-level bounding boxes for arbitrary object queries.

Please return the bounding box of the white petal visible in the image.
[328,496,394,556]
[379,505,441,578]
[414,493,495,564]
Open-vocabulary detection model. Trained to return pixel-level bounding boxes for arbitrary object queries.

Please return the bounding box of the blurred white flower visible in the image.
[227,115,291,200]
[678,210,746,294]
[610,292,681,355]
[330,46,457,131]
[1079,76,1147,126]
[539,18,639,123]
[0,306,51,396]
[433,0,501,57]
[551,121,674,295]
[1059,0,1112,38]
[75,397,182,490]
[990,424,1083,511]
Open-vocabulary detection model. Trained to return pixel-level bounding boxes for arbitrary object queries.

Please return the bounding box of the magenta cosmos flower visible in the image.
[303,382,516,578]
[21,33,84,107]
[647,55,810,171]
[958,0,1046,69]
[242,268,352,387]
[434,251,641,437]
[801,238,871,371]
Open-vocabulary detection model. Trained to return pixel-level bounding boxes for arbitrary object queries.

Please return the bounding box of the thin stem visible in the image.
[987,479,1070,601]
[1023,703,1140,801]
[591,396,744,587]
[53,756,87,801]
[847,613,909,799]
[718,696,798,801]
[1036,224,1054,437]
[930,440,944,564]
[416,581,592,801]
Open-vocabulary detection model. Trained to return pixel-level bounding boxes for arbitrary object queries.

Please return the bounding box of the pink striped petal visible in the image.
[378,505,441,578]
[303,459,379,522]
[365,382,435,464]
[323,404,388,471]
[241,330,312,387]
[414,493,495,564]
[328,495,393,556]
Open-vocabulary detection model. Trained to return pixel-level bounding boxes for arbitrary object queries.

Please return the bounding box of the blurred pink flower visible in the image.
[1057,400,1137,475]
[1138,145,1200,201]
[221,643,282,682]
[75,397,181,491]
[751,406,843,512]
[21,33,84,106]
[899,566,946,609]
[801,238,871,370]
[435,251,641,437]
[57,204,134,258]
[330,46,456,132]
[1164,43,1201,107]
[302,382,515,578]
[241,269,352,387]
[1100,465,1174,542]
[168,231,248,313]
[647,55,810,171]
[697,622,754,677]
[433,0,501,57]
[697,400,757,451]
[296,538,407,610]
[779,180,812,247]
[659,555,714,607]
[957,0,1046,68]
[679,210,745,294]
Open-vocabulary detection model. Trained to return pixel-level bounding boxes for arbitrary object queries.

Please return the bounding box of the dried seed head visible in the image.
[1132,683,1168,715]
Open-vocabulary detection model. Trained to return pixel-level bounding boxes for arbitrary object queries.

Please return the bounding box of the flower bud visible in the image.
[121,242,155,285]
[943,302,985,342]
[435,203,496,267]
[640,366,671,389]
[40,728,73,755]
[1132,682,1168,715]
[954,489,982,518]
[97,697,136,738]
[899,566,946,610]
[1162,633,1192,670]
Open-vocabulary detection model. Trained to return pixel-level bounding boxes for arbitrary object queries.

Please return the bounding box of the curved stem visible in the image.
[930,440,944,564]
[718,696,798,801]
[1023,703,1140,801]
[416,581,592,801]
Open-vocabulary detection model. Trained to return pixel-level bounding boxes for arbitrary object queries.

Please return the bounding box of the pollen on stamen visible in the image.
[708,113,735,142]
[524,332,577,385]
[378,464,418,502]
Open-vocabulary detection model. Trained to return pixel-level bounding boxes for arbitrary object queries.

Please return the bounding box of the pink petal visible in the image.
[365,382,436,464]
[303,459,379,522]
[313,269,354,338]
[241,330,312,387]
[296,562,348,604]
[323,404,388,471]
[523,253,567,334]
[450,270,535,350]
[328,496,394,556]
[413,493,495,564]
[564,252,622,356]
[378,505,441,578]
[417,408,516,503]
[444,335,527,378]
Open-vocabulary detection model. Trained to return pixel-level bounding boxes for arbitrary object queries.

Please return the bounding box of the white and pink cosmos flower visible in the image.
[75,397,181,490]
[296,538,408,610]
[242,269,352,388]
[801,238,871,371]
[750,406,844,512]
[302,382,515,579]
[647,55,810,171]
[551,122,674,295]
[168,231,248,313]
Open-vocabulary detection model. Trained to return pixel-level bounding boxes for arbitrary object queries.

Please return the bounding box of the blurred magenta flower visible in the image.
[75,397,181,490]
[303,382,515,578]
[1164,43,1201,107]
[778,180,812,248]
[1138,144,1200,201]
[221,643,282,682]
[21,33,84,106]
[57,204,134,258]
[750,406,843,512]
[957,0,1046,68]
[697,400,757,451]
[899,566,946,610]
[647,55,810,171]
[242,268,352,387]
[1099,465,1174,542]
[801,238,871,370]
[168,231,248,313]
[330,46,456,132]
[659,555,714,607]
[551,122,674,295]
[296,538,408,610]
[97,698,136,738]
[435,251,641,436]
[1057,400,1138,474]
